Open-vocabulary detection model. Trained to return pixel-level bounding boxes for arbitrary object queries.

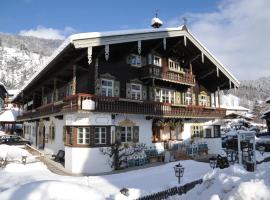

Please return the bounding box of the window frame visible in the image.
[94,127,107,145]
[130,54,142,67]
[185,91,192,105]
[131,83,142,100]
[153,55,162,67]
[77,127,90,145]
[120,126,133,143]
[200,95,207,106]
[101,79,114,97]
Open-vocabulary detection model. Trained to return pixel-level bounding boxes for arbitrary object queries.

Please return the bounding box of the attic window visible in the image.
[130,54,141,67]
[153,55,162,67]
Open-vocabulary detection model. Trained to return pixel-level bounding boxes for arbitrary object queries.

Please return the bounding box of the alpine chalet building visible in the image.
[13,25,240,174]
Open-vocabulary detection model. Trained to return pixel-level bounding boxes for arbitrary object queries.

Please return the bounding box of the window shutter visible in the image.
[192,93,196,105]
[126,55,131,64]
[95,78,101,95]
[148,54,152,65]
[182,93,185,105]
[63,126,66,144]
[198,94,202,106]
[149,86,155,101]
[207,95,210,107]
[175,92,181,105]
[133,126,139,143]
[141,56,147,66]
[115,126,121,142]
[126,83,131,99]
[142,86,147,100]
[114,81,120,97]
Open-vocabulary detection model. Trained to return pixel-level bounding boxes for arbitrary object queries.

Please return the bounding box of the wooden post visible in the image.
[72,65,77,95]
[214,92,216,108]
[53,78,57,101]
[41,87,44,105]
[189,63,193,74]
[217,87,220,108]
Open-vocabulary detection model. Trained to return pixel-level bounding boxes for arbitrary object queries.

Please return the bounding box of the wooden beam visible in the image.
[198,69,216,80]
[77,65,90,72]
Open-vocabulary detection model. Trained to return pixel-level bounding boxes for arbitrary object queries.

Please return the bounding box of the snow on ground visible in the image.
[170,162,270,200]
[0,144,211,200]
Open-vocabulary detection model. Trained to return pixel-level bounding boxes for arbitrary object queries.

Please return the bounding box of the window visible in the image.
[101,79,113,97]
[200,95,207,106]
[214,125,221,138]
[162,89,170,103]
[94,127,106,144]
[153,55,162,66]
[192,125,203,138]
[168,59,182,72]
[185,91,192,105]
[130,54,141,67]
[49,125,55,142]
[205,128,212,138]
[155,88,175,103]
[77,127,90,144]
[131,84,142,100]
[121,126,132,142]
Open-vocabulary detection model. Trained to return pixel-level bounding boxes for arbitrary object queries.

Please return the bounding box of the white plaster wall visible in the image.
[44,117,65,155]
[114,114,153,146]
[65,113,112,126]
[65,146,112,174]
[23,122,37,145]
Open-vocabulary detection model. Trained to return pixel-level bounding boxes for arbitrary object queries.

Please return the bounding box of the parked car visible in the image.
[0,135,31,145]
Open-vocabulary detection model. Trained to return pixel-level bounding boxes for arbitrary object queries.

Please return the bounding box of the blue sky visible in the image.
[1,0,270,80]
[1,0,220,34]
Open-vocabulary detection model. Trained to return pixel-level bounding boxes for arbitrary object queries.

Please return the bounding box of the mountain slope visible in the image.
[0,33,62,89]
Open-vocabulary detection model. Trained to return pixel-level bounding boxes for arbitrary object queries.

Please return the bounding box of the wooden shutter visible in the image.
[63,126,66,144]
[141,56,147,66]
[115,126,121,142]
[126,83,131,99]
[114,81,120,97]
[198,94,202,106]
[192,93,196,105]
[133,126,139,143]
[175,92,181,105]
[95,78,101,95]
[207,95,211,107]
[148,54,152,65]
[182,93,185,105]
[142,86,147,100]
[149,86,155,101]
[126,55,131,64]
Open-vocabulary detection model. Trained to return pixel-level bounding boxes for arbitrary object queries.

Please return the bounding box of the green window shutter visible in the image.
[126,83,131,99]
[149,86,155,101]
[115,126,121,142]
[182,93,185,105]
[175,92,181,105]
[207,95,210,107]
[142,86,147,100]
[198,94,202,106]
[133,126,139,143]
[95,78,101,95]
[192,93,196,105]
[126,55,131,64]
[63,126,66,144]
[141,57,147,66]
[114,81,120,97]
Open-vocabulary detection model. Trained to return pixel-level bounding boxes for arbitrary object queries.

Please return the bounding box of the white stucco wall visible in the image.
[114,114,153,146]
[65,113,112,126]
[204,138,222,155]
[65,146,112,174]
[44,117,65,155]
[23,121,37,145]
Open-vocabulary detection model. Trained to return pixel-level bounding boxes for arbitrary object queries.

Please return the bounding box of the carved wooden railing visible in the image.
[17,93,226,120]
[140,65,195,86]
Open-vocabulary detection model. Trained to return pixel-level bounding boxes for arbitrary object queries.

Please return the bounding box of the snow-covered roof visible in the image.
[221,105,249,111]
[13,26,240,101]
[0,109,20,122]
[151,17,163,26]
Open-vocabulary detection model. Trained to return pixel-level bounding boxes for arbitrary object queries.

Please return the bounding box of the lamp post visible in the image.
[258,146,265,156]
[174,162,185,184]
[209,157,217,170]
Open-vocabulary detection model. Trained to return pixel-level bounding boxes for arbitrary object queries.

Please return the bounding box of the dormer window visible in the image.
[130,54,141,67]
[153,55,162,66]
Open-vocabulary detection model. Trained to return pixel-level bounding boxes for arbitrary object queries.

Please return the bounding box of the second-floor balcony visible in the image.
[140,65,195,86]
[17,93,226,120]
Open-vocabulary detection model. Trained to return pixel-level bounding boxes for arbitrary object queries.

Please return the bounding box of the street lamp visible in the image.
[209,157,217,170]
[258,146,265,156]
[174,162,185,184]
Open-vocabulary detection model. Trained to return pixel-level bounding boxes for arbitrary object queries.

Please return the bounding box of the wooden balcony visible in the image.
[17,94,226,120]
[140,65,195,86]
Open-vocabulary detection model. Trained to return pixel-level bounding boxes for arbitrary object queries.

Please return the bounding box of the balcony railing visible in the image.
[140,65,195,86]
[17,94,226,120]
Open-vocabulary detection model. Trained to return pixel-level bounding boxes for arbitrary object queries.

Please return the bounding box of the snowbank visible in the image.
[0,180,105,200]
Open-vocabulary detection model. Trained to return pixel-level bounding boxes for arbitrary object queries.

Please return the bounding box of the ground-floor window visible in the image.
[214,125,221,137]
[192,125,203,138]
[205,128,212,138]
[121,126,132,142]
[77,127,90,144]
[94,127,106,144]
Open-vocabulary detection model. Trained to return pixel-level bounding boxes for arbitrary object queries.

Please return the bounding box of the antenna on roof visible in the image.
[151,9,163,29]
[182,17,188,31]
